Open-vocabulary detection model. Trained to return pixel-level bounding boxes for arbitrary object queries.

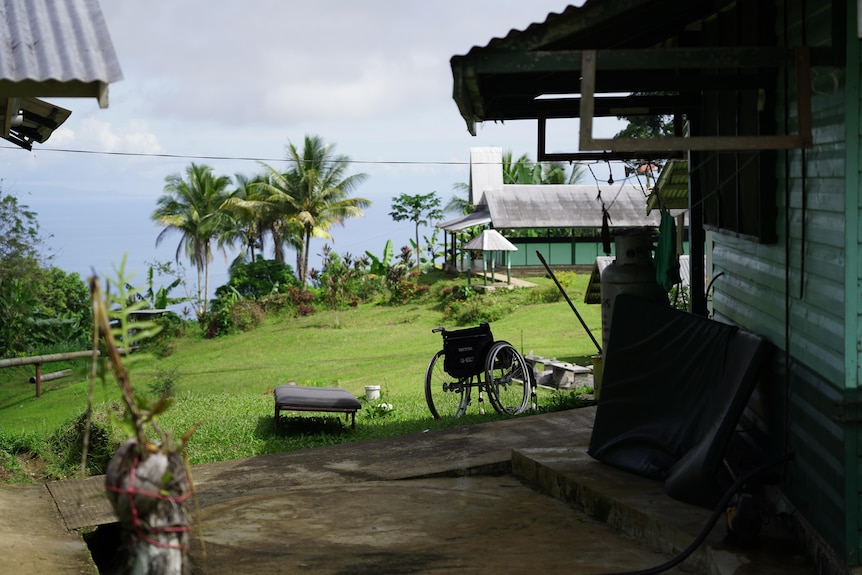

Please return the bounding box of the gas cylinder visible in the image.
[600,232,668,357]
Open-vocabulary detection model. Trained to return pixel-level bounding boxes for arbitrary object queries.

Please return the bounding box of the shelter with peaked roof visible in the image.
[463,229,518,286]
[450,0,862,570]
[0,0,122,149]
[437,146,675,270]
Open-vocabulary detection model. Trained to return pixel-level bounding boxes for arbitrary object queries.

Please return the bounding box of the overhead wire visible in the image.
[0,144,472,166]
[0,143,645,171]
[5,142,761,227]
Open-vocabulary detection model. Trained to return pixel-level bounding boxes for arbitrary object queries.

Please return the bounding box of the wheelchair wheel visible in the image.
[425,350,467,418]
[484,341,531,416]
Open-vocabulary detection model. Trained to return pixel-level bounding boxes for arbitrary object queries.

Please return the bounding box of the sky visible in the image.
[0,1,620,302]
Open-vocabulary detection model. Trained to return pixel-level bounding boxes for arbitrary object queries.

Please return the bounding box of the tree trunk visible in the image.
[204,246,210,317]
[300,229,311,286]
[195,264,204,321]
[414,224,421,269]
[105,440,193,575]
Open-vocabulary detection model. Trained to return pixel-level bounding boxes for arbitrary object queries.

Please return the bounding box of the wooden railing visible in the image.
[0,350,97,398]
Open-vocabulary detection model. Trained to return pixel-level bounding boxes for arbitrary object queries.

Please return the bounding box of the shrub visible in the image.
[46,405,125,478]
[257,293,293,315]
[554,271,577,289]
[218,258,300,300]
[444,293,511,325]
[149,367,180,398]
[296,303,315,317]
[137,312,185,358]
[386,268,428,304]
[526,284,564,304]
[203,307,228,338]
[0,431,42,482]
[286,286,317,317]
[540,388,595,412]
[230,300,265,332]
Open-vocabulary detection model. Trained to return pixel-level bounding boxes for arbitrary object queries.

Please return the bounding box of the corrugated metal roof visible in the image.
[450,0,738,135]
[0,0,122,106]
[485,185,660,229]
[648,159,689,212]
[468,1,647,53]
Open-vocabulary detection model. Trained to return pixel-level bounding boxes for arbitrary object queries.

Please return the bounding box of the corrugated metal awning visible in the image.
[0,0,123,105]
[437,210,493,232]
[0,0,122,149]
[450,0,727,137]
[485,185,660,229]
[648,159,689,213]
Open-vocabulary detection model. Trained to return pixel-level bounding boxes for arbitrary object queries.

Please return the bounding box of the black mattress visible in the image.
[587,294,767,509]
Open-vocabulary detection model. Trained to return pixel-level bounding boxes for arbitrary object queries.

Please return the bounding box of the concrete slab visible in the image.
[54,409,596,529]
[189,475,694,575]
[0,483,95,574]
[6,407,814,574]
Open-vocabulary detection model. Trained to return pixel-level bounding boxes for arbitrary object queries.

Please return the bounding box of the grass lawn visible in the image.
[0,271,603,480]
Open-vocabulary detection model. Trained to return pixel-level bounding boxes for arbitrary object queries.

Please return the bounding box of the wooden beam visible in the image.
[1,97,14,140]
[490,94,700,121]
[577,49,813,152]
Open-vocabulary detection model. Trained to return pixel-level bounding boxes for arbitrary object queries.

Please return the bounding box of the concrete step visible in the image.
[512,446,811,575]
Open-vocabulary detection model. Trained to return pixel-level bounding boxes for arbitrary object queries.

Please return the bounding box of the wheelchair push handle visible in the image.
[432,321,488,335]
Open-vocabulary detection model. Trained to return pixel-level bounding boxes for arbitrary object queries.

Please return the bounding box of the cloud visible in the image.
[50,118,163,154]
[97,1,568,129]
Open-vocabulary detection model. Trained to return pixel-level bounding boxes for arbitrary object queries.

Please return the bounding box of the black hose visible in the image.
[599,451,794,575]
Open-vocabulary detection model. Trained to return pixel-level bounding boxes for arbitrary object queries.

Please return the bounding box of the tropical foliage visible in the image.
[502,150,586,185]
[150,135,371,321]
[0,192,91,355]
[388,191,443,269]
[365,240,394,276]
[216,258,300,300]
[255,135,370,286]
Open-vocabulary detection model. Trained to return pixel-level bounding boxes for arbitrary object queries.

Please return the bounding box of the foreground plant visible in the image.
[88,263,198,575]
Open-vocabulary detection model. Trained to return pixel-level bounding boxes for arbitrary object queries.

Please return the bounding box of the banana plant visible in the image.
[364,239,394,276]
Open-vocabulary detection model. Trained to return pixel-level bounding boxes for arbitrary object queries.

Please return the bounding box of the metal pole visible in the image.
[536,250,602,354]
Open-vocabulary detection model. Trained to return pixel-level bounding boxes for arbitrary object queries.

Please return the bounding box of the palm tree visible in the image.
[503,150,587,185]
[152,163,231,319]
[245,168,304,268]
[219,171,274,267]
[502,150,538,184]
[256,135,370,286]
[543,160,587,184]
[444,182,472,216]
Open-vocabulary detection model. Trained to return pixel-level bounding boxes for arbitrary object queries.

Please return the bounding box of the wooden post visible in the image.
[34,363,41,398]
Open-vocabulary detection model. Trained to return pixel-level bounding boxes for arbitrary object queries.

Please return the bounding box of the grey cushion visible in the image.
[274,385,361,411]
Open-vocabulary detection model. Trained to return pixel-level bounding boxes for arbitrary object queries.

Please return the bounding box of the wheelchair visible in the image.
[424,322,533,418]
